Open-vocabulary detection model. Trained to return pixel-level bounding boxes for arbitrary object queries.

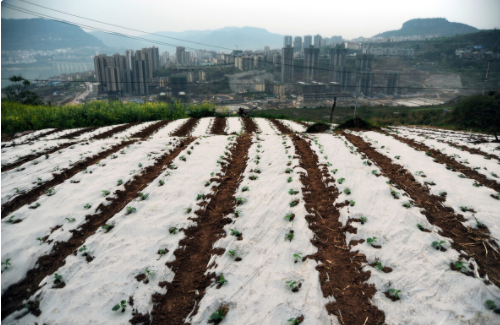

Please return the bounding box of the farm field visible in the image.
[1,117,500,325]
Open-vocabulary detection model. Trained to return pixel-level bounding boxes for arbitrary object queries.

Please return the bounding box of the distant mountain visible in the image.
[373,18,479,38]
[90,26,284,52]
[1,18,106,51]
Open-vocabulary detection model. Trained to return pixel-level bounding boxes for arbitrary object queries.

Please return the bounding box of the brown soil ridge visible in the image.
[1,137,195,320]
[1,140,136,219]
[242,117,258,133]
[344,132,500,288]
[171,118,200,137]
[146,134,252,325]
[57,127,99,139]
[440,140,500,162]
[291,134,385,325]
[269,119,294,134]
[390,133,500,193]
[1,129,62,147]
[91,122,141,140]
[294,120,310,128]
[210,117,227,135]
[1,141,78,173]
[130,120,171,139]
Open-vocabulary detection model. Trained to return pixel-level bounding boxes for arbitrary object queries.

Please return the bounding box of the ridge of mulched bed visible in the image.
[171,118,200,137]
[91,122,140,140]
[268,119,294,134]
[242,117,258,134]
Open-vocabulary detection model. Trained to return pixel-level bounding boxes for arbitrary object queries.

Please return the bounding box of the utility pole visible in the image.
[329,97,337,123]
[482,59,491,96]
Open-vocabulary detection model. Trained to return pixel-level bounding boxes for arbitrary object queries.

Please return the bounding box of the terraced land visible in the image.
[1,118,500,325]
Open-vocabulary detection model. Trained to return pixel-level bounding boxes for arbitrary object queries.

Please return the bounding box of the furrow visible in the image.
[442,140,500,162]
[91,122,140,140]
[1,129,61,148]
[344,132,500,288]
[171,118,200,136]
[210,117,227,135]
[253,117,279,134]
[1,141,78,173]
[0,137,195,320]
[1,140,136,218]
[242,117,258,134]
[130,120,172,139]
[56,127,99,139]
[268,119,294,134]
[291,134,386,325]
[148,134,252,325]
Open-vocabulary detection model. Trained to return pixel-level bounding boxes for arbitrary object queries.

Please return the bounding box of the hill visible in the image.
[90,26,284,52]
[374,18,478,38]
[1,18,106,51]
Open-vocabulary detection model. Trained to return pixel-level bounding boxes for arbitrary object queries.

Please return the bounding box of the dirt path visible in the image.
[1,137,194,320]
[145,134,252,325]
[268,119,294,134]
[210,117,227,135]
[242,117,258,134]
[171,118,200,137]
[344,132,500,288]
[291,134,385,325]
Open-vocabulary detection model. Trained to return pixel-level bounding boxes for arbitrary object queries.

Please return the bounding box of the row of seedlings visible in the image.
[150,119,190,139]
[252,117,279,135]
[189,133,325,324]
[313,132,500,323]
[281,120,307,133]
[1,135,231,323]
[2,128,59,147]
[225,117,244,135]
[191,117,215,137]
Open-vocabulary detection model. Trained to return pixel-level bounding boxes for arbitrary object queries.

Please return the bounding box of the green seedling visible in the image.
[2,258,12,270]
[475,167,481,170]
[102,190,110,197]
[439,192,447,197]
[459,174,466,178]
[285,168,293,173]
[484,156,491,160]
[242,187,249,192]
[65,217,76,222]
[286,280,297,288]
[454,261,467,272]
[79,245,87,253]
[394,156,401,160]
[234,210,242,217]
[102,224,112,232]
[197,194,204,200]
[338,178,345,184]
[289,200,298,207]
[37,177,42,183]
[288,189,296,195]
[460,206,468,212]
[139,193,149,200]
[417,224,425,231]
[249,175,258,180]
[344,188,351,195]
[446,165,454,170]
[120,150,125,154]
[205,181,211,186]
[126,206,136,214]
[473,182,480,187]
[169,227,178,234]
[425,152,431,156]
[7,215,16,223]
[389,289,401,299]
[187,150,191,155]
[375,262,384,270]
[332,169,338,174]
[284,213,294,222]
[403,203,411,208]
[433,159,439,162]
[210,308,227,321]
[391,190,399,199]
[112,300,127,312]
[159,180,165,186]
[138,163,143,167]
[428,181,436,186]
[372,170,378,175]
[217,275,228,285]
[491,173,498,178]
[293,253,302,262]
[185,207,192,213]
[180,156,186,161]
[84,204,91,209]
[381,146,385,149]
[432,240,445,250]
[36,237,44,244]
[285,231,294,242]
[235,198,246,205]
[230,229,241,236]
[227,249,237,257]
[486,300,498,310]
[360,216,367,224]
[492,193,500,200]
[327,162,332,167]
[116,179,123,186]
[287,177,292,183]
[145,269,153,279]
[367,237,377,246]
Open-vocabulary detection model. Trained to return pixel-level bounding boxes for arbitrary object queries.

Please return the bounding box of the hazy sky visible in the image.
[2,0,499,40]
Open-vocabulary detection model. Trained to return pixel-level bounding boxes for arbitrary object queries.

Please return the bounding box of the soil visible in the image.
[1,140,137,219]
[130,120,171,139]
[0,138,195,320]
[336,118,375,130]
[1,141,78,172]
[91,122,140,140]
[294,120,310,127]
[390,133,500,193]
[145,134,252,325]
[344,132,500,288]
[171,118,200,137]
[57,127,99,139]
[268,119,294,134]
[442,140,500,162]
[135,273,146,282]
[290,134,386,325]
[368,263,393,273]
[306,123,331,133]
[242,118,258,134]
[210,117,227,135]
[235,257,242,262]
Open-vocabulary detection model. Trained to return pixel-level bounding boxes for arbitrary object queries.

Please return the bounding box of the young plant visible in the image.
[372,170,378,175]
[394,155,401,160]
[185,207,192,213]
[102,190,110,197]
[242,186,249,192]
[374,262,384,270]
[293,253,302,263]
[287,177,292,183]
[235,197,246,205]
[454,261,467,272]
[349,200,356,206]
[210,307,228,321]
[359,216,367,224]
[332,169,338,174]
[338,178,345,184]
[126,206,136,214]
[139,193,149,200]
[417,224,425,231]
[112,300,127,312]
[289,200,298,207]
[391,190,399,199]
[159,179,165,186]
[486,300,498,311]
[403,203,411,208]
[458,174,466,178]
[288,188,296,195]
[432,240,446,250]
[36,237,44,245]
[102,224,113,232]
[285,168,293,173]
[217,275,228,285]
[205,181,211,186]
[249,175,258,180]
[428,181,436,186]
[284,213,294,222]
[2,258,12,270]
[180,156,186,161]
[45,188,56,196]
[389,289,401,299]
[230,229,241,236]
[169,227,178,234]
[84,203,91,209]
[344,188,351,195]
[227,249,237,257]
[285,231,294,242]
[491,172,498,178]
[460,206,468,212]
[286,280,297,288]
[234,210,242,217]
[439,192,447,197]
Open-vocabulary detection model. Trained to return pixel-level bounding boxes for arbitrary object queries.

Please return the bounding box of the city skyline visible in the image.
[2,0,499,40]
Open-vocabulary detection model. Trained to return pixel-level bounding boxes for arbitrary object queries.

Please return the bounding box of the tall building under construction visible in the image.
[281,46,294,83]
[385,72,400,95]
[329,48,347,82]
[303,46,319,82]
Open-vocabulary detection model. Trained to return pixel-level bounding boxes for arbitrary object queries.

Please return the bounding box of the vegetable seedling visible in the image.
[285,231,294,242]
[394,156,401,160]
[139,193,149,200]
[389,289,401,299]
[360,216,367,224]
[36,237,44,245]
[338,178,345,184]
[286,280,297,288]
[102,190,110,197]
[234,210,242,217]
[79,245,87,253]
[375,262,384,270]
[230,229,241,236]
[332,169,338,174]
[288,318,300,324]
[428,181,436,186]
[372,170,378,175]
[288,189,296,195]
[285,168,293,173]
[454,261,467,272]
[460,206,468,212]
[159,180,165,186]
[289,200,298,207]
[84,203,91,209]
[486,300,498,311]
[2,258,12,270]
[112,300,127,312]
[205,181,211,186]
[284,213,294,222]
[439,192,447,197]
[249,175,258,180]
[344,188,352,195]
[227,249,237,257]
[65,217,76,222]
[126,207,136,214]
[293,253,302,262]
[432,240,445,250]
[185,207,192,213]
[491,172,498,178]
[287,177,292,183]
[209,307,228,321]
[367,237,377,246]
[459,174,466,178]
[403,203,411,208]
[349,200,356,206]
[417,224,425,231]
[169,227,178,234]
[242,186,249,192]
[235,197,246,205]
[391,190,399,199]
[327,162,332,167]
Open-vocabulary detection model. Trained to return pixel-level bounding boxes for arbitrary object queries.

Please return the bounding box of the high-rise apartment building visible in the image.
[151,46,160,70]
[303,35,312,49]
[132,59,149,95]
[125,50,134,70]
[264,46,271,54]
[329,48,347,82]
[294,36,302,53]
[281,46,294,84]
[122,69,133,94]
[199,70,206,81]
[93,54,127,94]
[161,51,170,65]
[323,38,330,47]
[304,46,319,82]
[314,34,322,48]
[283,35,293,47]
[176,47,186,65]
[355,53,374,72]
[330,36,342,44]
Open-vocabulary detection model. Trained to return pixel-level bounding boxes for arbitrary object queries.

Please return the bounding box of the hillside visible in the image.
[374,18,478,38]
[90,26,284,52]
[1,18,106,51]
